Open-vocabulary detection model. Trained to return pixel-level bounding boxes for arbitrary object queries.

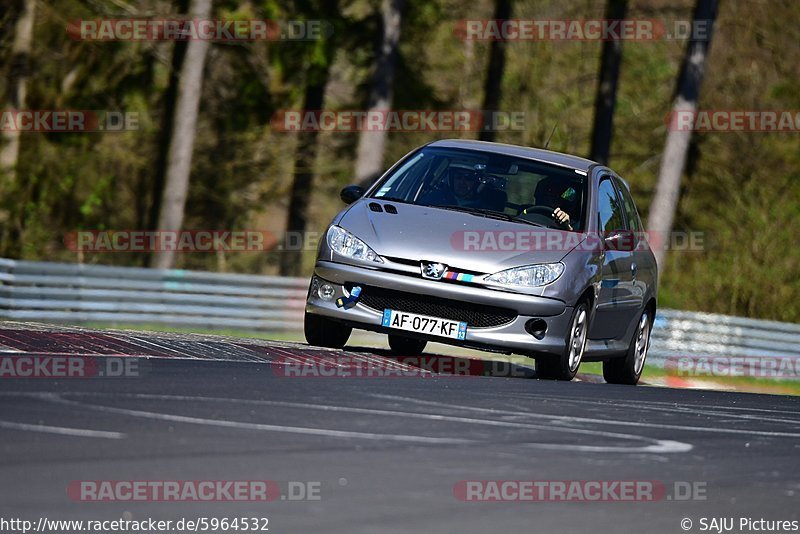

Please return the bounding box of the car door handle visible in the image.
[631,262,638,278]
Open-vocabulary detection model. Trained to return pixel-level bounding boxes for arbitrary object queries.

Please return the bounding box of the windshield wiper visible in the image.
[431,205,546,227]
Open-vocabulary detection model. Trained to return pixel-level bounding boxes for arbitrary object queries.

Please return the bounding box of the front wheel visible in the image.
[537,302,589,381]
[603,309,651,385]
[304,311,351,349]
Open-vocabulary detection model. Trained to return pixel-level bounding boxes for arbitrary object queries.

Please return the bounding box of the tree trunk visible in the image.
[478,0,512,143]
[146,0,190,233]
[150,0,212,270]
[648,0,719,271]
[353,0,405,186]
[588,0,628,165]
[0,0,35,182]
[279,1,339,277]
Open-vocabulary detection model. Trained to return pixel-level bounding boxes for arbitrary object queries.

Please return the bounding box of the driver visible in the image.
[419,164,486,207]
[526,178,578,231]
[450,166,482,207]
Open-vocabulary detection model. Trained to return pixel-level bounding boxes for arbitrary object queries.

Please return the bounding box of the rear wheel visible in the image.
[388,334,427,355]
[537,302,588,381]
[603,309,651,385]
[304,311,351,349]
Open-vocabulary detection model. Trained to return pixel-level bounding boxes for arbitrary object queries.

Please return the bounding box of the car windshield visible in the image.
[370,147,587,231]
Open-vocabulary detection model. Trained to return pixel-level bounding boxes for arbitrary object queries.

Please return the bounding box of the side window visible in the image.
[597,178,626,233]
[615,178,643,232]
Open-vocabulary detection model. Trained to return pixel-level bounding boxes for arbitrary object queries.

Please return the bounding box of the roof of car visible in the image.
[427,139,598,172]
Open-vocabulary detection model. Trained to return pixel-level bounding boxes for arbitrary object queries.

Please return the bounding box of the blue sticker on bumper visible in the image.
[336,285,362,309]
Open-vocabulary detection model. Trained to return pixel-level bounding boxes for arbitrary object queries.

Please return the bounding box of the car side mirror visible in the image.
[340,185,365,205]
[603,230,635,252]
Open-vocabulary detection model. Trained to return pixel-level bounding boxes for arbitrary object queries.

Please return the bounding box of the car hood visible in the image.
[337,200,587,274]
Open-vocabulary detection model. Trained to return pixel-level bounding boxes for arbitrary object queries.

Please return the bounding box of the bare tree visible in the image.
[648,0,719,270]
[147,0,189,234]
[279,1,340,277]
[150,0,212,269]
[588,0,627,165]
[478,0,512,143]
[353,0,405,185]
[0,0,35,181]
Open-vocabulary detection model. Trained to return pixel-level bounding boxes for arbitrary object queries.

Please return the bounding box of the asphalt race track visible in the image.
[1,322,798,534]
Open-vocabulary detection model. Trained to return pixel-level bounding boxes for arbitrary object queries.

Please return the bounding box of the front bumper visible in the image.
[306,260,574,357]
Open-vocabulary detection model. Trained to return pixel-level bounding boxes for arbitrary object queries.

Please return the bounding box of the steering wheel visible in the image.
[517,204,555,217]
[516,204,561,228]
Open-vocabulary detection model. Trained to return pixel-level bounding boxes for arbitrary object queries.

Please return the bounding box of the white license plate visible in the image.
[381,309,467,340]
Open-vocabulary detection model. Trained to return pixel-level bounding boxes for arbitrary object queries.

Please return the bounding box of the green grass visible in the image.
[579,362,800,396]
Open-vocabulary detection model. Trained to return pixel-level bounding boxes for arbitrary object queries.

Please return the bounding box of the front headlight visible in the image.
[327,225,383,263]
[485,262,565,287]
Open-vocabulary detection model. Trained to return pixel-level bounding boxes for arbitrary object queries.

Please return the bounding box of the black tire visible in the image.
[388,334,427,355]
[536,301,589,381]
[603,309,652,385]
[304,311,351,349]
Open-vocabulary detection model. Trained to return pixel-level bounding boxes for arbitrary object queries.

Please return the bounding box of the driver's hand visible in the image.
[553,208,573,230]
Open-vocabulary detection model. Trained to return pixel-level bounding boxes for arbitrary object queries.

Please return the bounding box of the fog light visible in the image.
[318,283,335,300]
[525,319,547,340]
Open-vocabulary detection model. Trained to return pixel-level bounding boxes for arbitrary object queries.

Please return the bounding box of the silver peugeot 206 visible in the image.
[304,139,657,384]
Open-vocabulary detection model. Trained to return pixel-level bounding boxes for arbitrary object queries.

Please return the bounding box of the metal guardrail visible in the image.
[1,258,799,368]
[649,310,800,367]
[0,258,308,331]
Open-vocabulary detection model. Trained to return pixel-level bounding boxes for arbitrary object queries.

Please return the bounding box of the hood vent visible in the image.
[384,204,398,214]
[368,202,384,212]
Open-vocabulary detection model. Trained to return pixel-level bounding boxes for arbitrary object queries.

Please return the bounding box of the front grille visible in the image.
[356,285,516,328]
[381,257,485,279]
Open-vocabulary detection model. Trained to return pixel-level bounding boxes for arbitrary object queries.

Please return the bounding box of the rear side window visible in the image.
[597,178,625,233]
[615,179,643,232]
